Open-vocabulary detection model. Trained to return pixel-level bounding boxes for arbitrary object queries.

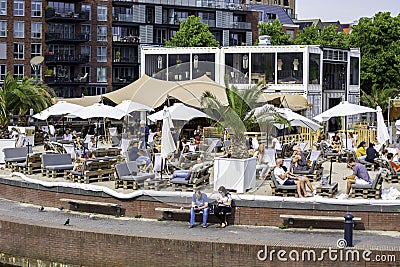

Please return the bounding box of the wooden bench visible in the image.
[60,198,122,216]
[280,214,361,227]
[155,206,231,219]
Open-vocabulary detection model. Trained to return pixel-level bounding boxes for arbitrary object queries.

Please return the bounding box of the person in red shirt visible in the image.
[387,153,400,172]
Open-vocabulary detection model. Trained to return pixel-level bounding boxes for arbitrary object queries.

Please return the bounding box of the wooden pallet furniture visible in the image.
[316,182,338,198]
[270,171,298,197]
[114,162,155,189]
[41,153,73,178]
[170,163,212,190]
[351,170,384,199]
[3,147,31,168]
[13,153,42,174]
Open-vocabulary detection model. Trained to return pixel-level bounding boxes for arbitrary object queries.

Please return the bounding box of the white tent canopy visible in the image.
[33,101,83,120]
[148,103,209,122]
[69,103,127,120]
[313,101,376,122]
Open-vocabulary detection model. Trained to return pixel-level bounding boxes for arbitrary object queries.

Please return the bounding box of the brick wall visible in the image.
[0,182,399,231]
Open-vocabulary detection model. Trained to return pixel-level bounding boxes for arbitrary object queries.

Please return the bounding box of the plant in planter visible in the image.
[201,80,287,192]
[115,51,121,62]
[44,69,53,76]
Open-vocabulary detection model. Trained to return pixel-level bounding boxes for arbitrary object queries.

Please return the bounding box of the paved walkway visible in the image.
[1,197,399,251]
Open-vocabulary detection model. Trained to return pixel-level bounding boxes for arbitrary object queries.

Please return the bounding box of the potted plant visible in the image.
[44,69,53,76]
[201,81,287,193]
[115,51,121,62]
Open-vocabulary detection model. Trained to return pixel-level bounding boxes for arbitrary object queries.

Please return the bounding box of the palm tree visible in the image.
[201,82,286,158]
[0,73,54,127]
[361,85,400,113]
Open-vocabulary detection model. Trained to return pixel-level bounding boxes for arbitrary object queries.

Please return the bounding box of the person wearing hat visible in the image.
[292,145,309,172]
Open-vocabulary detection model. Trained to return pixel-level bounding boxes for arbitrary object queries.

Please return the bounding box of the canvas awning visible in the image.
[257,93,308,111]
[105,75,228,108]
[59,95,101,107]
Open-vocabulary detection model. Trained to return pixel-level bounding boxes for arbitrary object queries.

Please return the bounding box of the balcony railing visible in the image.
[112,0,134,7]
[200,19,216,28]
[113,56,139,64]
[44,53,90,64]
[135,0,251,11]
[44,74,89,85]
[45,33,89,43]
[45,9,89,22]
[232,22,251,30]
[112,35,140,43]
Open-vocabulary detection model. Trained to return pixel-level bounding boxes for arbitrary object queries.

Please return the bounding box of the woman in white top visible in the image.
[253,144,270,178]
[214,186,232,228]
[271,137,282,152]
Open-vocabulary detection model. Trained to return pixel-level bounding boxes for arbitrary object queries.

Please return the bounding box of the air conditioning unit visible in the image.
[258,35,271,46]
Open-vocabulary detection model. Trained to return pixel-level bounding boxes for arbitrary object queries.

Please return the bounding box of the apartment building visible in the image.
[0,0,256,98]
[249,0,295,19]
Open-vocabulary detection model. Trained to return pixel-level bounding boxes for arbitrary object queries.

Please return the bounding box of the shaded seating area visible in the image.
[114,161,155,189]
[270,171,298,197]
[319,142,341,162]
[41,154,73,178]
[292,150,324,182]
[351,169,384,199]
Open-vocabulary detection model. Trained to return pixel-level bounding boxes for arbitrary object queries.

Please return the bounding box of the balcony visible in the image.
[44,53,90,64]
[113,56,139,65]
[112,35,140,44]
[45,9,89,22]
[45,33,89,44]
[135,0,251,11]
[232,22,251,30]
[200,19,216,28]
[44,73,89,85]
[112,0,134,8]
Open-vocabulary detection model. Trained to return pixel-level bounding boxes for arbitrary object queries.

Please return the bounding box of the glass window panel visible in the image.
[0,21,6,37]
[309,53,320,84]
[14,21,24,38]
[14,0,24,16]
[250,53,275,84]
[168,54,190,81]
[277,52,303,84]
[31,22,42,39]
[31,1,42,17]
[350,57,359,85]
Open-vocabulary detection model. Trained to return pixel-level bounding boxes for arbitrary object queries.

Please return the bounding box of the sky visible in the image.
[296,0,400,23]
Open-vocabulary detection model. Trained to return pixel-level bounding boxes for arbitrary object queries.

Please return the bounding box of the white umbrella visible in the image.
[277,108,321,131]
[70,103,127,120]
[376,106,389,150]
[161,107,176,159]
[33,101,83,120]
[148,103,209,122]
[313,101,376,122]
[115,100,153,114]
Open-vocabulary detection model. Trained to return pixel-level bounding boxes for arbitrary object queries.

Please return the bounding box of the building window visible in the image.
[31,1,42,17]
[0,0,6,15]
[0,64,6,81]
[14,0,24,16]
[81,66,90,82]
[97,26,107,41]
[81,24,91,41]
[81,4,91,20]
[13,43,24,60]
[0,42,5,59]
[97,46,107,62]
[350,57,359,85]
[31,43,42,57]
[0,21,6,37]
[286,29,294,40]
[154,29,167,44]
[14,21,24,38]
[96,67,106,82]
[81,45,91,61]
[13,64,24,78]
[97,6,107,21]
[146,7,154,24]
[31,22,42,39]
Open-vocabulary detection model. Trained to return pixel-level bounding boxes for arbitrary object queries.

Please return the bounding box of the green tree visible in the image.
[360,85,400,113]
[258,19,291,45]
[293,24,349,47]
[201,82,286,158]
[292,25,320,45]
[348,12,400,94]
[165,15,219,47]
[0,74,54,127]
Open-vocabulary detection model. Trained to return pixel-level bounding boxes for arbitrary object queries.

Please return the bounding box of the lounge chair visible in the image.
[320,142,340,162]
[114,162,155,189]
[351,169,384,199]
[170,162,212,189]
[270,170,298,197]
[375,158,399,183]
[3,146,31,168]
[292,150,324,181]
[41,153,73,178]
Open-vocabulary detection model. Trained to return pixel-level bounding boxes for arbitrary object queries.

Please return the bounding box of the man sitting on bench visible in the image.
[189,190,209,229]
[342,157,373,199]
[274,158,315,198]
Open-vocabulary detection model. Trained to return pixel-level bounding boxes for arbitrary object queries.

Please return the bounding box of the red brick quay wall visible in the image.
[0,178,399,231]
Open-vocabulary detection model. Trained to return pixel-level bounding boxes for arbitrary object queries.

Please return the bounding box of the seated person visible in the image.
[292,145,309,172]
[62,129,72,141]
[171,157,204,180]
[193,125,202,143]
[127,141,152,172]
[356,141,367,159]
[387,152,400,172]
[150,134,161,153]
[73,136,86,157]
[343,157,373,199]
[253,144,270,178]
[189,190,209,229]
[273,158,315,198]
[182,145,190,154]
[214,186,232,228]
[380,149,389,161]
[331,131,342,151]
[365,142,379,164]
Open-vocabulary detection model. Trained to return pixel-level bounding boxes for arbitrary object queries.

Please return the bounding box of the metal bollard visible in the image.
[344,213,354,247]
